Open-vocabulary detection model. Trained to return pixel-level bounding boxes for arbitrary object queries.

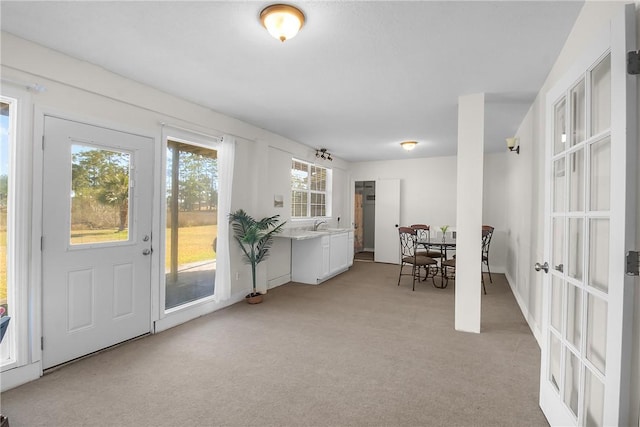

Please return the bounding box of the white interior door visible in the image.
[374,178,400,264]
[538,5,636,426]
[42,116,154,369]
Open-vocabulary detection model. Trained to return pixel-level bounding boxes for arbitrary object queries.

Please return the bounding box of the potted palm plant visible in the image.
[229,209,285,304]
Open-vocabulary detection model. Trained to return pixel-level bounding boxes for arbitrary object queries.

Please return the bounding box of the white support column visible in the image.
[454,93,484,333]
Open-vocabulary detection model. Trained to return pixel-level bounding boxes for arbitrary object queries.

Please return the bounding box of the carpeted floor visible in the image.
[0,262,547,426]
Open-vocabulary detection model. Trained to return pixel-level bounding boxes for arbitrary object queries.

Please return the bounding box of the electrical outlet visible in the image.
[235,272,240,280]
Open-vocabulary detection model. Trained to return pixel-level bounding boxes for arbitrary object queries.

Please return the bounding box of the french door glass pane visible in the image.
[568,149,584,212]
[584,368,605,427]
[586,294,607,374]
[566,284,582,349]
[552,218,565,274]
[568,218,583,280]
[590,54,611,136]
[589,138,610,211]
[70,145,130,245]
[554,97,567,154]
[570,79,586,145]
[564,349,581,417]
[549,332,562,393]
[550,276,563,333]
[165,141,218,310]
[588,219,609,293]
[553,158,565,212]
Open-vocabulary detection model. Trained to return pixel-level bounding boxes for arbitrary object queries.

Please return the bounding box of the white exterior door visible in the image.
[374,178,400,264]
[42,116,154,369]
[538,5,636,426]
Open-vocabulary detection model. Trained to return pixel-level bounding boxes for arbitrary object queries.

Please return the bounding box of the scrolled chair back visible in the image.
[398,226,418,257]
[410,224,431,240]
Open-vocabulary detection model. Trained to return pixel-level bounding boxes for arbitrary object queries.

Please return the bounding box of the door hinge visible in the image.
[41,337,44,350]
[41,236,44,251]
[626,251,639,276]
[628,51,640,75]
[42,135,45,150]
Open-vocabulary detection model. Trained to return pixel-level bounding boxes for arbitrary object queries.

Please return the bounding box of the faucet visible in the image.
[313,219,327,231]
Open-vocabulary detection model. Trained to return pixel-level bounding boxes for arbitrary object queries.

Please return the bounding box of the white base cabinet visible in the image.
[292,231,353,284]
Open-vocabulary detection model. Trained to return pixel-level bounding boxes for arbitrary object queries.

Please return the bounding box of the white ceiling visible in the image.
[1,1,584,162]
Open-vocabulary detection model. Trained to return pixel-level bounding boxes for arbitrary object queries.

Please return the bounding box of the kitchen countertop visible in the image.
[277,228,353,240]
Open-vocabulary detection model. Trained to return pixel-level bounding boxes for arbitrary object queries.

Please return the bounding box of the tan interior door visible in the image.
[42,116,154,369]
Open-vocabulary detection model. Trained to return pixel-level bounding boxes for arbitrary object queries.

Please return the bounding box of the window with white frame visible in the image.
[291,159,331,218]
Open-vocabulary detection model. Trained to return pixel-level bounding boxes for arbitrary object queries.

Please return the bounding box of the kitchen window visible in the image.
[291,159,331,218]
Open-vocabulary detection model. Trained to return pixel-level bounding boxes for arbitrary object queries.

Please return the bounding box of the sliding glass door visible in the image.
[165,139,218,310]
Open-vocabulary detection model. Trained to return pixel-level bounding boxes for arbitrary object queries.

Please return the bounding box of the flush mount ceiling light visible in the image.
[400,141,418,151]
[260,4,305,42]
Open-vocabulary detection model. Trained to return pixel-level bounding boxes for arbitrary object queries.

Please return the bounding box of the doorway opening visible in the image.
[354,181,375,261]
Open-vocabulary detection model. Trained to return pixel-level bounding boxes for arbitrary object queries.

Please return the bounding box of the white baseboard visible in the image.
[268,274,291,290]
[0,361,41,392]
[504,270,542,347]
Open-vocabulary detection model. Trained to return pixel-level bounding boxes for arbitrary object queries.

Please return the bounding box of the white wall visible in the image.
[504,2,640,423]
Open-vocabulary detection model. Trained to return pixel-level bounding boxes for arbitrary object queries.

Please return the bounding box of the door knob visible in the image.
[142,249,151,256]
[534,262,549,273]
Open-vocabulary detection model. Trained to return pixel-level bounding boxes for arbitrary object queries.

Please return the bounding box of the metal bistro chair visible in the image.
[398,227,438,291]
[482,225,495,285]
[410,224,442,259]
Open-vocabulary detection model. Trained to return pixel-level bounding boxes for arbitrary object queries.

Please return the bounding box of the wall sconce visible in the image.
[316,148,333,161]
[506,137,520,154]
[400,141,418,151]
[260,4,305,42]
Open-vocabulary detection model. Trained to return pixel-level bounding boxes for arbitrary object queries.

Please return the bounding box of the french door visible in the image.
[42,117,154,369]
[538,5,636,426]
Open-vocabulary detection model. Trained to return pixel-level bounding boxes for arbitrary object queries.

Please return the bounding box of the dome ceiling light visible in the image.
[260,4,305,42]
[400,141,418,151]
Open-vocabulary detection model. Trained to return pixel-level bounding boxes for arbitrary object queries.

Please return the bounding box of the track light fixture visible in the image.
[315,148,332,161]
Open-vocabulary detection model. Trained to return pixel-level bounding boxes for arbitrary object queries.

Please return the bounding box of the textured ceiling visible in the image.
[0,1,584,162]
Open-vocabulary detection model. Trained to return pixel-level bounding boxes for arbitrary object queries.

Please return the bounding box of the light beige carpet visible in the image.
[0,262,547,426]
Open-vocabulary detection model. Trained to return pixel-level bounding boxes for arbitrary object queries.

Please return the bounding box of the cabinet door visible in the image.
[330,233,348,273]
[321,236,330,278]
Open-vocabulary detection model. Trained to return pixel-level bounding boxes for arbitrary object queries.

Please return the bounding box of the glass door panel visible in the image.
[549,332,562,393]
[590,55,611,136]
[586,294,607,374]
[553,158,566,212]
[165,140,218,310]
[568,149,584,212]
[567,218,583,280]
[554,97,567,154]
[550,276,564,332]
[570,79,586,145]
[589,138,610,211]
[584,369,605,427]
[564,350,581,417]
[588,219,609,293]
[70,145,131,245]
[566,284,582,349]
